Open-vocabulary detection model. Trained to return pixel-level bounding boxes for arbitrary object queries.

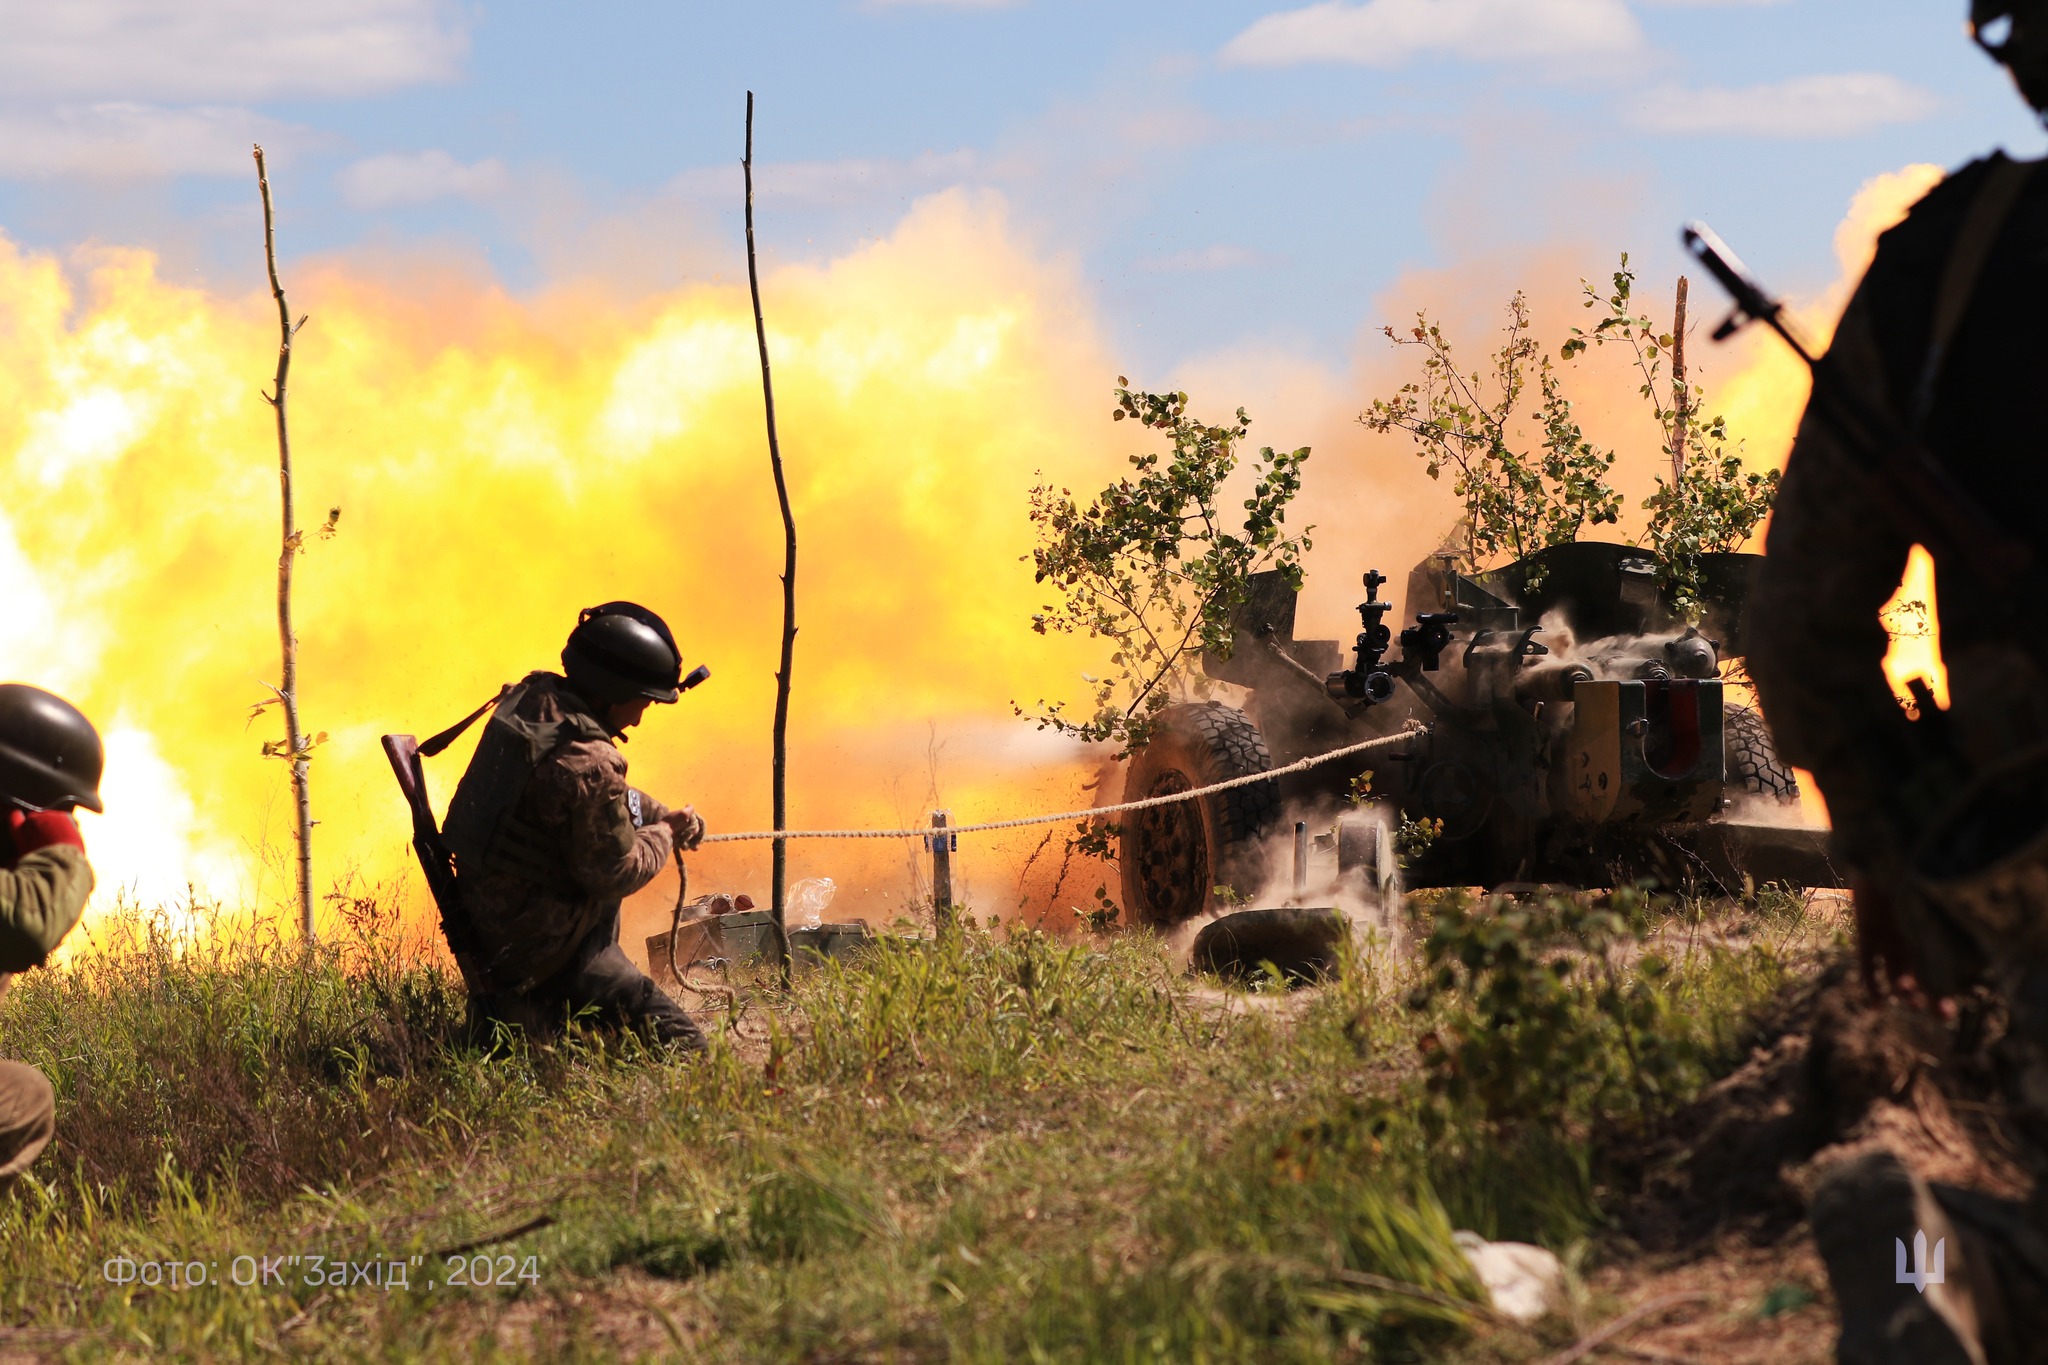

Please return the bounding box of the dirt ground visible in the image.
[1580,1237,1835,1365]
[1579,949,2041,1365]
[1618,960,2032,1235]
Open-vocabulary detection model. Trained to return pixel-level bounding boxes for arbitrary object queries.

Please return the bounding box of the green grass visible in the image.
[0,889,1839,1362]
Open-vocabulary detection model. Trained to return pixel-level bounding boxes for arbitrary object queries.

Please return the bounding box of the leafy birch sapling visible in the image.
[1023,383,1311,756]
[1561,256,1780,616]
[1361,294,1623,571]
[1362,259,1778,617]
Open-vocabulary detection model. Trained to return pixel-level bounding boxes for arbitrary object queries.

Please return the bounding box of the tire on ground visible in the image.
[1118,701,1278,926]
[1725,704,1799,802]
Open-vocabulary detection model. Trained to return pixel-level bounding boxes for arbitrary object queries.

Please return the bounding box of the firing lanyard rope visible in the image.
[667,844,692,990]
[692,726,1427,844]
[664,726,1425,984]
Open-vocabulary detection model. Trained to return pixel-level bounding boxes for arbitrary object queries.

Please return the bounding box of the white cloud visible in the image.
[1135,244,1275,273]
[337,150,511,209]
[1220,0,1643,68]
[1634,73,1938,137]
[0,0,468,102]
[0,103,310,178]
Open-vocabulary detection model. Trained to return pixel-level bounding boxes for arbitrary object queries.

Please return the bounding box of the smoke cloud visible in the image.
[0,163,1948,945]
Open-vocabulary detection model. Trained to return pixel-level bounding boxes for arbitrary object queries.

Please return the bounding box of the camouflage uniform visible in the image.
[1750,154,2048,1364]
[0,841,92,1191]
[448,672,704,1051]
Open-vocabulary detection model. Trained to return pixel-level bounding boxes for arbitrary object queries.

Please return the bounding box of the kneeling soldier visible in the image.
[444,602,709,1052]
[0,685,102,1191]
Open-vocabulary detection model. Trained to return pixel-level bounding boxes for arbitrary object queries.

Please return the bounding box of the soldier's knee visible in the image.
[1811,1149,1990,1365]
[577,945,648,1004]
[0,1060,56,1187]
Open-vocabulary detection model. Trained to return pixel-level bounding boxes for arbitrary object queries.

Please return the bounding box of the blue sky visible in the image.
[0,1,2039,376]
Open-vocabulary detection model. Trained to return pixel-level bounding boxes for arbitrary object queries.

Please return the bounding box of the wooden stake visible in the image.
[744,93,796,983]
[1671,276,1690,489]
[255,144,315,944]
[1292,821,1308,903]
[930,811,954,928]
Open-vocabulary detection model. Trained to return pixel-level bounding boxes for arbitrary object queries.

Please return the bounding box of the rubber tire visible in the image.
[1725,704,1799,802]
[1119,702,1278,927]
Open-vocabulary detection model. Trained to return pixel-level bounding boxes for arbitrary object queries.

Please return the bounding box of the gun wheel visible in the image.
[1127,770,1206,925]
[1725,704,1799,802]
[1118,702,1277,927]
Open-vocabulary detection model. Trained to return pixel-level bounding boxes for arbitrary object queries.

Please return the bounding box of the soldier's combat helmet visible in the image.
[1975,1,2048,113]
[561,602,686,705]
[0,684,104,814]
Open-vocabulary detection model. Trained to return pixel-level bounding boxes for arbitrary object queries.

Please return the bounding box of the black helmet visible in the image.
[1974,1,2048,114]
[562,602,685,705]
[0,684,104,814]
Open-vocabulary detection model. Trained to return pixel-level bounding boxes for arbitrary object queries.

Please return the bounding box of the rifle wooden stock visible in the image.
[382,732,424,802]
[381,732,484,980]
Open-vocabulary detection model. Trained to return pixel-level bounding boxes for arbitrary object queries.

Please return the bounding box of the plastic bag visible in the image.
[1452,1231,1562,1324]
[787,876,837,929]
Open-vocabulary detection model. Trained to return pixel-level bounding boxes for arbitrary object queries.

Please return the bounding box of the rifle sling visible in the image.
[419,685,511,759]
[1914,154,2038,429]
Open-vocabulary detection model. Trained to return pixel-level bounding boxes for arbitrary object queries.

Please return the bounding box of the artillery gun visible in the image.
[1119,541,1840,926]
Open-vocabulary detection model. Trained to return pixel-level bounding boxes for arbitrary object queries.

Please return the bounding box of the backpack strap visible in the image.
[1914,154,2038,428]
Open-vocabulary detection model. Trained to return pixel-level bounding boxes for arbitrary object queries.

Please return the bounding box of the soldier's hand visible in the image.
[663,806,706,851]
[7,809,84,857]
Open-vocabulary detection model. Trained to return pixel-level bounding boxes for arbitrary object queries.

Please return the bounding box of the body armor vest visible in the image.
[442,675,612,891]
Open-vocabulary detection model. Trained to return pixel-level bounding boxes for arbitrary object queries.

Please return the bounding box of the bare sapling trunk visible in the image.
[744,93,797,982]
[1671,276,1690,489]
[255,145,315,943]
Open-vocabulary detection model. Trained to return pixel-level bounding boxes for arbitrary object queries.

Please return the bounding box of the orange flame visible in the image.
[1,190,1132,943]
